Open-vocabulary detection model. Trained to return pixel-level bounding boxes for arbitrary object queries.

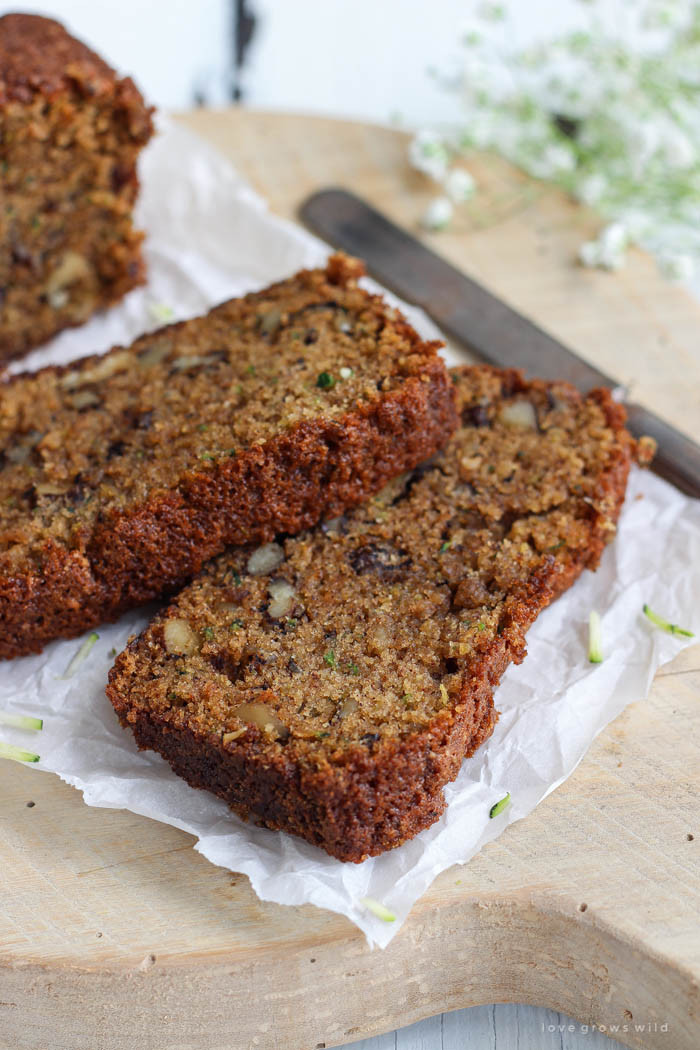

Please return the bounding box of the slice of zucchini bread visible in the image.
[0,254,456,659]
[107,366,646,862]
[0,13,154,362]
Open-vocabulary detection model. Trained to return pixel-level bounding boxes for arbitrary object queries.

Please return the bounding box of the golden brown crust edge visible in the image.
[0,13,152,125]
[0,14,154,361]
[0,359,456,660]
[107,375,636,863]
[115,658,500,862]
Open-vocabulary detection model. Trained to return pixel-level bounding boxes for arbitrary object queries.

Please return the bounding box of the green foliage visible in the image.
[410,0,700,277]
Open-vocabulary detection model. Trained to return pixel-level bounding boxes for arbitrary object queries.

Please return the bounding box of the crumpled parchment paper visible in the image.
[2,118,698,948]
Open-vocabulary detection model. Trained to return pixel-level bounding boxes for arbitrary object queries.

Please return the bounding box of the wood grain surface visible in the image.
[1,110,698,1050]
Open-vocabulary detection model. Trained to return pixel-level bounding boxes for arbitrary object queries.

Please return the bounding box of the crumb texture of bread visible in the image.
[107,365,638,862]
[0,255,456,658]
[0,13,154,361]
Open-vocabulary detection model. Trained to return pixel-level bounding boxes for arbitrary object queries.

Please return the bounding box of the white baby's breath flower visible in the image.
[477,1,506,23]
[625,120,662,175]
[528,143,576,180]
[669,97,697,133]
[495,115,543,164]
[459,114,488,150]
[617,210,652,241]
[597,222,629,269]
[461,26,482,49]
[409,130,450,181]
[577,173,608,206]
[642,1,689,32]
[422,196,454,231]
[417,1,700,273]
[544,143,577,173]
[658,252,695,282]
[463,52,516,106]
[660,126,695,170]
[579,240,602,268]
[599,222,629,254]
[580,223,630,271]
[443,168,476,202]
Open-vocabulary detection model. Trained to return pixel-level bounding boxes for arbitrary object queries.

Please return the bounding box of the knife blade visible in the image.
[300,187,700,498]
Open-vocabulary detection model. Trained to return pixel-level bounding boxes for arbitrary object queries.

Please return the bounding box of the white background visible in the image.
[2,0,233,108]
[0,3,672,1048]
[5,0,590,120]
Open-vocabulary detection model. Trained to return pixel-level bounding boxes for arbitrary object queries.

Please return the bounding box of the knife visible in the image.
[300,187,700,498]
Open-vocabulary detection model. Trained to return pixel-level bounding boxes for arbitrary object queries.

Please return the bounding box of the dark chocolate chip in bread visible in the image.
[107,365,641,862]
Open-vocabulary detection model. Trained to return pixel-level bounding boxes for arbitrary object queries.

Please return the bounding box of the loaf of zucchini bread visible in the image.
[108,366,647,862]
[0,254,456,658]
[0,13,154,361]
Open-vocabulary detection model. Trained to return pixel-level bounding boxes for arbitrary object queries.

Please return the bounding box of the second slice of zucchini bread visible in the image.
[0,254,456,658]
[108,366,646,862]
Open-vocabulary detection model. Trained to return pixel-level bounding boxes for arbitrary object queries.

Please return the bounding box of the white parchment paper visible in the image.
[2,119,699,948]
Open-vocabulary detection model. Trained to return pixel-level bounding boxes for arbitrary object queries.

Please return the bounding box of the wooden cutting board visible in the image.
[1,111,699,1050]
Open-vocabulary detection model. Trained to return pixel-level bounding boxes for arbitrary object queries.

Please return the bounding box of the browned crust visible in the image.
[0,14,154,361]
[0,13,147,117]
[0,13,152,140]
[0,358,456,660]
[108,547,593,863]
[107,370,636,863]
[118,661,499,861]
